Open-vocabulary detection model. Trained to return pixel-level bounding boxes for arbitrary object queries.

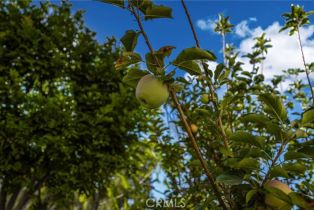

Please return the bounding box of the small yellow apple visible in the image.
[190,124,198,133]
[201,94,209,104]
[136,74,169,109]
[264,180,292,209]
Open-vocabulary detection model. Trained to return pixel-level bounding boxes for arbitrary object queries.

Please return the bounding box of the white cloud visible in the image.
[196,18,216,32]
[235,20,252,38]
[235,21,314,91]
[234,18,261,38]
[191,17,314,92]
[249,17,257,22]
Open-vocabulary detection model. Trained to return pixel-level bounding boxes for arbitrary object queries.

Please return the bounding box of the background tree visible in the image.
[0,0,164,209]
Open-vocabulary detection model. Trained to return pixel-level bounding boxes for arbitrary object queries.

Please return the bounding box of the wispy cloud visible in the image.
[196,18,216,32]
[234,18,260,38]
[192,17,314,92]
[236,21,314,81]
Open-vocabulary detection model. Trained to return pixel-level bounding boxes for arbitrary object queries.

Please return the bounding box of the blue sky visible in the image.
[68,1,311,55]
[67,0,314,83]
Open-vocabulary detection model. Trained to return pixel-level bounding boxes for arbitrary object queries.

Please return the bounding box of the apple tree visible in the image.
[99,1,314,209]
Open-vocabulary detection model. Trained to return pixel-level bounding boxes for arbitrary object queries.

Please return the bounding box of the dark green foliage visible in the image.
[0,0,160,208]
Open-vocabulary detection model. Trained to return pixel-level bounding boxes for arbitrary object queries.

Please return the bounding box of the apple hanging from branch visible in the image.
[136,74,169,109]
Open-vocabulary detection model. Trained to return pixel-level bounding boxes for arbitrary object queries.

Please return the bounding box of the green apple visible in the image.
[265,180,292,209]
[136,74,169,109]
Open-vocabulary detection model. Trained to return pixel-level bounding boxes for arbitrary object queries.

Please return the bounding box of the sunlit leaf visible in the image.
[122,68,148,87]
[246,189,257,203]
[97,0,125,8]
[145,4,172,20]
[258,93,287,122]
[301,108,314,126]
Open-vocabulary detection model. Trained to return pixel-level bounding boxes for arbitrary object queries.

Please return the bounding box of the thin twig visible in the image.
[170,90,228,210]
[297,27,314,104]
[180,0,230,150]
[261,143,286,186]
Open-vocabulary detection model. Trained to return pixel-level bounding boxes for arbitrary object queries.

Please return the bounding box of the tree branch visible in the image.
[180,0,230,150]
[128,1,228,209]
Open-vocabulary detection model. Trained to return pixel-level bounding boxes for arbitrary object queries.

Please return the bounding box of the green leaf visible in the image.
[306,11,314,16]
[229,131,262,148]
[214,63,224,81]
[240,113,270,125]
[145,4,173,20]
[173,47,216,63]
[194,108,212,116]
[172,47,216,75]
[97,0,125,8]
[289,192,309,209]
[169,82,184,92]
[301,108,314,125]
[264,186,292,204]
[216,174,243,185]
[121,176,130,189]
[132,0,153,14]
[219,147,234,157]
[122,68,148,87]
[145,52,163,74]
[115,52,142,71]
[173,60,202,75]
[283,163,306,174]
[236,158,259,169]
[156,45,175,57]
[298,145,314,158]
[269,166,289,178]
[284,151,309,161]
[246,189,258,203]
[120,30,139,52]
[258,93,287,122]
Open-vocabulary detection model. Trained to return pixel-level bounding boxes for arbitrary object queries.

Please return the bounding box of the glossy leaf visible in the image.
[236,158,259,169]
[284,151,309,161]
[97,0,125,8]
[120,30,139,52]
[301,108,314,125]
[230,131,262,148]
[145,4,173,20]
[115,52,142,71]
[258,93,287,121]
[122,68,148,87]
[216,174,243,185]
[289,192,309,209]
[173,47,216,63]
[246,189,257,203]
[283,163,307,173]
[269,166,289,178]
